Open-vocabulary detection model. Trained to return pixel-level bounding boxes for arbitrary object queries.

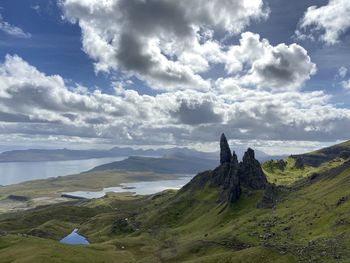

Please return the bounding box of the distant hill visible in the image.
[0,147,217,163]
[0,146,279,163]
[88,154,218,174]
[0,149,111,162]
[290,140,350,167]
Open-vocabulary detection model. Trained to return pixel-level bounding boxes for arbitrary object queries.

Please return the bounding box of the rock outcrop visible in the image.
[217,151,241,203]
[239,148,267,190]
[256,184,280,208]
[181,134,268,204]
[220,133,232,165]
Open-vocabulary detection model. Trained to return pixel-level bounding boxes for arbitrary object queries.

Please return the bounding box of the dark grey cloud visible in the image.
[62,113,78,121]
[171,100,222,125]
[256,52,295,83]
[119,0,192,38]
[84,116,109,125]
[115,33,199,87]
[116,33,155,74]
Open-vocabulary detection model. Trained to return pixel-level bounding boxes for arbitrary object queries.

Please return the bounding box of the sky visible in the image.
[0,0,350,155]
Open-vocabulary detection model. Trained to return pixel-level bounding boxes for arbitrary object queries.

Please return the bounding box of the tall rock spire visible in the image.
[220,133,232,165]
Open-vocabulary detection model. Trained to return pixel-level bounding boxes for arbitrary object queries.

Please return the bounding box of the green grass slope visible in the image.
[263,156,345,185]
[1,143,350,262]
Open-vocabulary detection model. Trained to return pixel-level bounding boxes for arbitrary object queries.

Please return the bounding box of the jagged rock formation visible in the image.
[220,133,232,164]
[239,148,267,190]
[182,134,268,204]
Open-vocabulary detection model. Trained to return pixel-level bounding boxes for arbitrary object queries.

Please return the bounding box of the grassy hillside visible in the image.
[262,140,350,186]
[1,143,350,262]
[262,156,345,186]
[290,140,350,167]
[1,165,350,262]
[0,188,297,262]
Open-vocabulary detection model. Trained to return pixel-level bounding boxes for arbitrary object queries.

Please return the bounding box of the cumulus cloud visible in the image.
[0,14,31,39]
[296,0,350,45]
[1,54,350,151]
[0,55,137,125]
[59,1,316,93]
[1,1,348,155]
[213,77,350,142]
[59,0,268,91]
[225,32,316,90]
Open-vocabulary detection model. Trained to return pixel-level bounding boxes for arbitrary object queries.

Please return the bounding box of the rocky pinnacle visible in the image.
[220,133,232,165]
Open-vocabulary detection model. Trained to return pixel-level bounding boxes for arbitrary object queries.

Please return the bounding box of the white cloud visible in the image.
[296,0,350,45]
[0,14,31,39]
[1,54,350,151]
[59,1,317,93]
[59,0,269,91]
[225,32,316,90]
[0,2,348,156]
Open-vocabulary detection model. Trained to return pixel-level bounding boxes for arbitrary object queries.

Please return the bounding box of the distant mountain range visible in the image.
[0,146,285,163]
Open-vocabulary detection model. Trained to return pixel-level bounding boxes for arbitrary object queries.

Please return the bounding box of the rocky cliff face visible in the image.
[182,133,268,204]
